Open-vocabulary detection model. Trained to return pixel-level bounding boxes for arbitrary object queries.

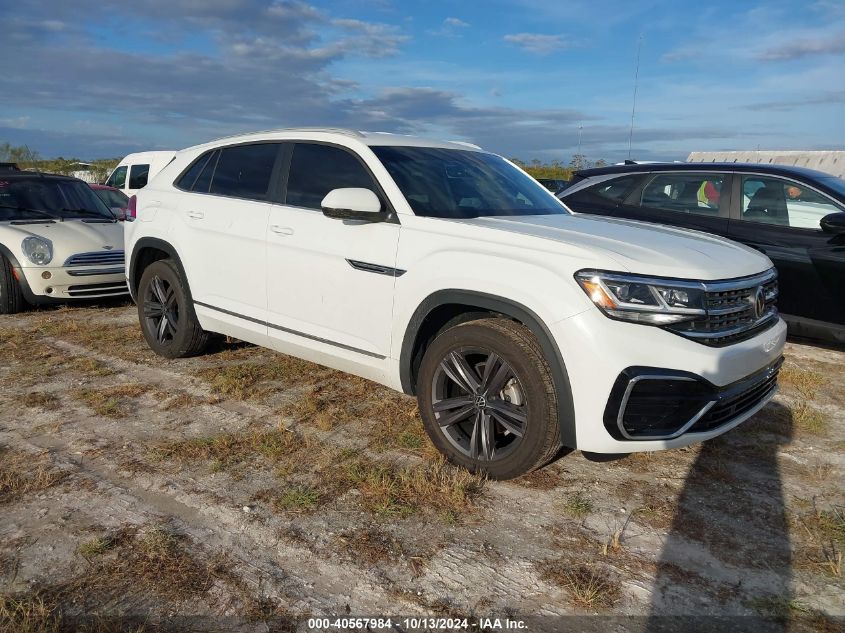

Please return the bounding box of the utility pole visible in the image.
[577,123,583,158]
[627,34,643,161]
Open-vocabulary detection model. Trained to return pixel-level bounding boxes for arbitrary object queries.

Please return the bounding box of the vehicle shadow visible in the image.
[645,401,796,633]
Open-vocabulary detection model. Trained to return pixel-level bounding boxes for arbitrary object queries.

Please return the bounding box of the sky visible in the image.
[1,0,843,162]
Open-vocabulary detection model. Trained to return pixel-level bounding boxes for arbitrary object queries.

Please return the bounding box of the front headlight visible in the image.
[575,270,706,325]
[21,236,53,265]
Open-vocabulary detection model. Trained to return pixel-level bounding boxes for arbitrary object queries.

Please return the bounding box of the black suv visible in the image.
[559,163,845,344]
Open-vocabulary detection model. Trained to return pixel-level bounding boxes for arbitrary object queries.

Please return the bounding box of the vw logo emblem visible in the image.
[474,394,487,409]
[752,286,766,319]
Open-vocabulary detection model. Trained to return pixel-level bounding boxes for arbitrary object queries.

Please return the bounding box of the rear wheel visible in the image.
[417,318,560,480]
[137,259,209,358]
[0,254,26,314]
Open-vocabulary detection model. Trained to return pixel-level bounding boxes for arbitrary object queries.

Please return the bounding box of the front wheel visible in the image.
[0,254,26,314]
[137,259,209,358]
[417,318,561,480]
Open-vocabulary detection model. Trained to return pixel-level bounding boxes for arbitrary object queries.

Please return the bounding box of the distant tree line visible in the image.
[511,154,607,179]
[0,142,118,183]
[2,140,606,185]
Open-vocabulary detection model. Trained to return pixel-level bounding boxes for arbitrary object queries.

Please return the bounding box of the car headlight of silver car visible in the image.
[21,236,54,266]
[575,270,705,325]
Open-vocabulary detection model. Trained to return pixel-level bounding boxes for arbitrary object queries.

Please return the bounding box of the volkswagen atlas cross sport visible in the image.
[125,129,786,479]
[0,164,127,313]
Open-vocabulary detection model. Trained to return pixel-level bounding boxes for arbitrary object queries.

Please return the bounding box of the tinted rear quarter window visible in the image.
[209,143,279,200]
[177,151,214,191]
[286,143,378,210]
[129,164,150,189]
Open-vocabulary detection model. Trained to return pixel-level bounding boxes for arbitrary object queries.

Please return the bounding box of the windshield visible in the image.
[819,176,845,200]
[93,188,129,209]
[370,146,569,218]
[0,178,115,221]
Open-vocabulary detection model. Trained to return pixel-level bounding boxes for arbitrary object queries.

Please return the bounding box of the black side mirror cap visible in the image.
[820,212,845,234]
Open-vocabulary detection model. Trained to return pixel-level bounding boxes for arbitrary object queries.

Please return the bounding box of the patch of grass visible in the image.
[792,402,829,435]
[39,320,149,363]
[746,596,809,617]
[196,356,327,400]
[561,493,593,519]
[77,536,116,559]
[335,527,402,565]
[74,384,150,418]
[0,448,67,505]
[19,392,60,411]
[538,561,620,609]
[779,364,825,399]
[816,506,845,545]
[64,356,114,377]
[160,391,221,410]
[513,469,561,490]
[151,427,301,468]
[0,593,58,633]
[273,486,320,512]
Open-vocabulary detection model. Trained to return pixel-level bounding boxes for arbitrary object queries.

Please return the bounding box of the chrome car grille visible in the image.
[668,270,779,347]
[64,250,125,267]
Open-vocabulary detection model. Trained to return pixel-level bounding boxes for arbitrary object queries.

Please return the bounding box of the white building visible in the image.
[687,150,845,179]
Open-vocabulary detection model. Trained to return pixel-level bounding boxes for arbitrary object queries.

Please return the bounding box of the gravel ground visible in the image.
[0,301,843,632]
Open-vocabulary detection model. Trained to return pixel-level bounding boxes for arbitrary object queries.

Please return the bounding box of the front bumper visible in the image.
[17,265,128,303]
[553,308,787,453]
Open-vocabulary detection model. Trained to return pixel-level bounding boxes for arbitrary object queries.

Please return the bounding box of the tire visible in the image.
[417,318,561,480]
[0,253,26,314]
[137,259,209,358]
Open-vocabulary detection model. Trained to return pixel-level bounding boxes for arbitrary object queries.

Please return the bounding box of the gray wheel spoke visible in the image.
[441,352,481,394]
[144,301,164,318]
[433,395,474,412]
[483,355,513,396]
[488,400,527,436]
[438,404,476,428]
[479,410,495,460]
[151,276,168,305]
[468,410,481,460]
[157,314,169,342]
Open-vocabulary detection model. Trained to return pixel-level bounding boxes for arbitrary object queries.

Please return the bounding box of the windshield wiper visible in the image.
[59,208,117,222]
[0,204,60,222]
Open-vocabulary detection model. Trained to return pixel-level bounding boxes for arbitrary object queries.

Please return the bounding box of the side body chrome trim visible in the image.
[346,259,406,277]
[193,300,386,360]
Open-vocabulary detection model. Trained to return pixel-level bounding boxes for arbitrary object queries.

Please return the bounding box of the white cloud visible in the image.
[503,33,567,55]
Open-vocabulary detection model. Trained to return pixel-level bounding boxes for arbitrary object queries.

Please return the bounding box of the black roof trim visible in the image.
[574,161,837,181]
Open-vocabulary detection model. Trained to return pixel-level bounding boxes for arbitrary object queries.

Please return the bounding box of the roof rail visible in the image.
[449,140,483,150]
[205,127,366,144]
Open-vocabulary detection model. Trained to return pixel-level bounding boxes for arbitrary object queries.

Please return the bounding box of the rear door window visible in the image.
[740,176,844,229]
[209,143,279,200]
[286,143,379,210]
[105,165,127,189]
[639,173,726,216]
[128,164,150,189]
[583,175,641,203]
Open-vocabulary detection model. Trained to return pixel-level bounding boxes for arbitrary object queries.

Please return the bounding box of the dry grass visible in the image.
[538,561,620,609]
[791,402,829,435]
[793,502,845,578]
[38,319,149,363]
[151,427,301,469]
[74,384,150,418]
[561,493,594,519]
[0,448,67,505]
[195,356,328,400]
[335,527,403,565]
[0,593,59,633]
[19,392,60,411]
[159,391,221,410]
[779,363,825,399]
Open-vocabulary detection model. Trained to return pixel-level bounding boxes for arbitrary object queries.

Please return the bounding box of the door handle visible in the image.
[187,211,204,219]
[270,225,294,235]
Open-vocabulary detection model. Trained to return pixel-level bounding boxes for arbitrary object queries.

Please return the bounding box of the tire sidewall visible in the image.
[137,260,195,358]
[417,321,556,479]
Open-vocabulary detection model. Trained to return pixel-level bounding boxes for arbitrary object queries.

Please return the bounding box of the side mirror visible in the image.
[321,188,385,222]
[820,212,845,234]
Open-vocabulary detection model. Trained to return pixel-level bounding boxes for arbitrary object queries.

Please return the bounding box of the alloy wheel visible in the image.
[143,275,179,345]
[430,347,528,461]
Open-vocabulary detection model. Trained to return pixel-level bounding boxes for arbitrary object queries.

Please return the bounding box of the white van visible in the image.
[104,151,176,196]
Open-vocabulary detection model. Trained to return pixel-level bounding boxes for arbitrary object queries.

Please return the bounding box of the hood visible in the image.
[452,213,772,281]
[0,220,124,266]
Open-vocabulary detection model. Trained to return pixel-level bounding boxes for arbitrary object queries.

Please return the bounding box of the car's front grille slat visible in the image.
[668,272,779,347]
[64,250,125,267]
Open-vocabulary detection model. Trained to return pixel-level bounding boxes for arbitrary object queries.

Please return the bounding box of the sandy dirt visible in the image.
[1,302,843,632]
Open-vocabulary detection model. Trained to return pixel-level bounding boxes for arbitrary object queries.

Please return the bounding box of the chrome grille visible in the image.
[64,250,125,267]
[668,270,779,347]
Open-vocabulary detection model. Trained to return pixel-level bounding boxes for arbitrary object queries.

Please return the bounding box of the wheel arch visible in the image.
[400,289,577,448]
[129,237,189,301]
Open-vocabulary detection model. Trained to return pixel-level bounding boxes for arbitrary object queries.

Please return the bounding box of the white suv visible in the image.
[125,129,786,479]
